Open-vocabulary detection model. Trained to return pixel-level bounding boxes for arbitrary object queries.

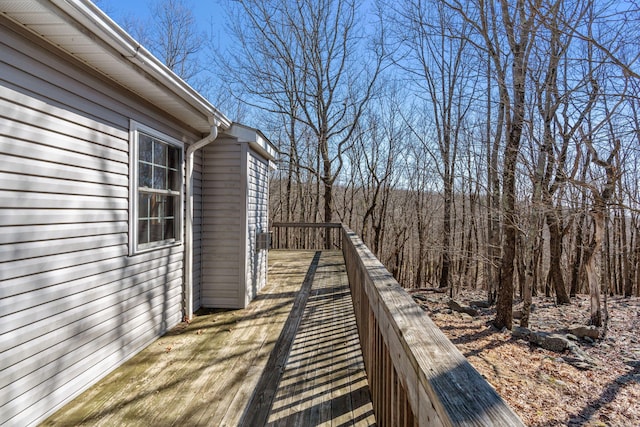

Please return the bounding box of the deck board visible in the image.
[42,250,374,427]
[265,251,375,427]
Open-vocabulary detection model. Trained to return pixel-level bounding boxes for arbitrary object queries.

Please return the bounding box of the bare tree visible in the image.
[484,55,503,306]
[391,0,476,290]
[355,82,406,257]
[578,134,620,326]
[518,0,598,326]
[221,0,387,240]
[447,0,542,329]
[121,0,207,89]
[406,127,440,289]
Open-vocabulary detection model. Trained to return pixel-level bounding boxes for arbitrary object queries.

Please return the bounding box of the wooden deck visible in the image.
[42,250,375,427]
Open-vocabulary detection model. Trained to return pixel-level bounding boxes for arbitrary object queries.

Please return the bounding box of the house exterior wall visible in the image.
[200,137,272,309]
[0,19,201,426]
[201,138,243,308]
[245,148,270,305]
[192,149,205,310]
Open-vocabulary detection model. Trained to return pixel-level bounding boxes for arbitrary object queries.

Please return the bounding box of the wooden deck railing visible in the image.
[270,222,342,250]
[270,223,524,426]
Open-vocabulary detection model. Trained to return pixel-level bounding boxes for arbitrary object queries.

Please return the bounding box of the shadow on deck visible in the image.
[43,250,375,427]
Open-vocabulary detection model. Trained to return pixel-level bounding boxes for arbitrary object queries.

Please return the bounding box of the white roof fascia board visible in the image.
[226,123,277,161]
[2,0,230,132]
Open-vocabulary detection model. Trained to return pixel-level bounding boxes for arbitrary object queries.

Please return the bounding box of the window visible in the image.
[130,121,183,254]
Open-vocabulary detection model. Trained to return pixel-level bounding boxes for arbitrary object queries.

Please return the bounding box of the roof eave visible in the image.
[2,0,231,133]
[225,123,278,161]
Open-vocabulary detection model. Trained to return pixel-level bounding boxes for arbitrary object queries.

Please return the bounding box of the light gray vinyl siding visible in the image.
[192,149,204,311]
[201,138,243,308]
[246,149,270,302]
[0,19,197,427]
[200,138,272,310]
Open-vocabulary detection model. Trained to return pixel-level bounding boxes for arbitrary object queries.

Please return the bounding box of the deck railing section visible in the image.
[271,223,524,426]
[270,222,342,250]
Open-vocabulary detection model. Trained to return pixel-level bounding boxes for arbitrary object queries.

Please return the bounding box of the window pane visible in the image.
[159,195,166,219]
[139,135,153,163]
[164,218,175,240]
[153,165,167,190]
[168,145,179,168]
[168,168,180,191]
[139,193,150,218]
[138,219,149,244]
[149,194,164,219]
[139,162,152,188]
[168,147,179,190]
[166,196,175,218]
[153,140,167,166]
[149,221,163,242]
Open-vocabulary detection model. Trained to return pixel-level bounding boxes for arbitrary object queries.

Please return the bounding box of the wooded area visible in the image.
[117,0,640,331]
[229,0,640,332]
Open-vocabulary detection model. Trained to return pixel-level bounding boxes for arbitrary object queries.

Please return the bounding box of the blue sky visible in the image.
[95,0,230,50]
[93,0,381,124]
[94,0,242,117]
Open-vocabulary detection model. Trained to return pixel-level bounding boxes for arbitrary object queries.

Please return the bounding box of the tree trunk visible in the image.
[582,135,619,326]
[440,171,452,288]
[633,216,640,297]
[486,105,502,305]
[570,211,586,296]
[492,0,538,331]
[495,136,519,330]
[621,211,633,297]
[519,233,532,328]
[584,211,603,326]
[603,215,613,295]
[546,210,571,304]
[531,236,543,298]
[321,131,333,248]
[415,201,426,288]
[495,74,527,330]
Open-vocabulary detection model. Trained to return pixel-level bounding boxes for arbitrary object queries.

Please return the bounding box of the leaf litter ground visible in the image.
[411,291,640,426]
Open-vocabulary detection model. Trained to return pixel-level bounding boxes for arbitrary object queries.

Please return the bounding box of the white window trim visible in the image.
[129,120,185,256]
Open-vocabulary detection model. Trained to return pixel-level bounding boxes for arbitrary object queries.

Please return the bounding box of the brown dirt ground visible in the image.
[410,290,640,426]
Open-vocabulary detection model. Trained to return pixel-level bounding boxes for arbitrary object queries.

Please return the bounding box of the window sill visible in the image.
[129,240,183,257]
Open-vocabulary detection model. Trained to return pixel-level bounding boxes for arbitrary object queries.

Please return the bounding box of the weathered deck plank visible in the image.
[42,250,374,427]
[265,251,375,426]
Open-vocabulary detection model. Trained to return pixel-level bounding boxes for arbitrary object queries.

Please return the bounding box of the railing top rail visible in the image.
[271,222,342,228]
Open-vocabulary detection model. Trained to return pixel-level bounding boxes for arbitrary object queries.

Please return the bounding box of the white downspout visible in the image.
[185,120,220,321]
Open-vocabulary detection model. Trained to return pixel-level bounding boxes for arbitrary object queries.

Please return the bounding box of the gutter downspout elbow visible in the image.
[185,123,220,321]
